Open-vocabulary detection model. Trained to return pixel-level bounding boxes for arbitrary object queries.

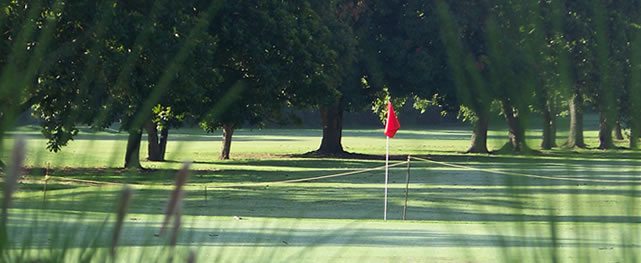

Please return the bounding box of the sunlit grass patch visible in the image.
[2,127,641,262]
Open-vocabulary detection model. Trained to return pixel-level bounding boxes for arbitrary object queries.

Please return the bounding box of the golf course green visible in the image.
[2,126,640,262]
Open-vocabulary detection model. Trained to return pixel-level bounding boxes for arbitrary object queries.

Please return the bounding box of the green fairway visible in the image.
[3,127,641,262]
[5,1,641,262]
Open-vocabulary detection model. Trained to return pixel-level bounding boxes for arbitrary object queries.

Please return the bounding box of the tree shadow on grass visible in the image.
[8,132,301,142]
[20,152,641,190]
[8,218,637,249]
[545,149,641,161]
[12,151,641,226]
[14,182,77,192]
[15,181,641,224]
[188,157,390,168]
[22,167,221,186]
[290,152,412,161]
[415,152,641,169]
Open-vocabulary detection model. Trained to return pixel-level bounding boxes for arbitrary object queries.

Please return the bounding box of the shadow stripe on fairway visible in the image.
[413,156,641,184]
[208,161,409,189]
[12,161,409,188]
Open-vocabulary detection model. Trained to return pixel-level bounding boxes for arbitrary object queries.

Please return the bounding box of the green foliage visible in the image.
[359,0,451,107]
[457,105,479,123]
[434,0,493,119]
[2,0,641,157]
[151,104,183,131]
[198,0,351,135]
[371,86,406,124]
[24,0,219,154]
[412,95,440,115]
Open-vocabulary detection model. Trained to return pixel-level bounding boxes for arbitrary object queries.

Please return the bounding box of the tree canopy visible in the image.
[3,0,641,168]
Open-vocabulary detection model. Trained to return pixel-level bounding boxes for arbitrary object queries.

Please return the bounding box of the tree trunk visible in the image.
[124,129,143,169]
[541,105,556,150]
[0,137,4,171]
[630,126,639,149]
[220,123,235,160]
[551,115,557,147]
[614,119,624,140]
[566,91,586,148]
[159,127,169,160]
[466,108,489,153]
[316,100,345,154]
[502,101,527,152]
[598,112,615,149]
[145,121,162,161]
[0,118,5,171]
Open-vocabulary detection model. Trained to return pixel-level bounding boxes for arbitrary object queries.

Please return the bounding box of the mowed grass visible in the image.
[2,125,641,262]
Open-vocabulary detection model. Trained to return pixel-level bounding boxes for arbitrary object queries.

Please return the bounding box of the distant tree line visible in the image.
[1,0,641,169]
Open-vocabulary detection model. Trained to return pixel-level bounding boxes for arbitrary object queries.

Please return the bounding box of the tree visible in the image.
[630,32,641,148]
[601,1,636,147]
[302,0,359,156]
[31,1,114,153]
[353,0,461,152]
[628,0,641,149]
[592,0,617,150]
[561,0,599,149]
[559,0,632,150]
[111,1,218,168]
[145,105,184,161]
[199,77,267,160]
[31,0,219,169]
[436,0,493,153]
[0,1,32,169]
[1,0,74,168]
[199,0,342,159]
[531,0,568,150]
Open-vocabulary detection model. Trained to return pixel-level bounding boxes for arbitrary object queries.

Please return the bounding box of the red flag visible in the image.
[384,101,400,138]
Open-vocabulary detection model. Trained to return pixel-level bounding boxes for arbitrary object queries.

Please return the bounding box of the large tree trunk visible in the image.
[316,100,345,155]
[630,126,639,149]
[466,108,489,153]
[502,101,527,152]
[124,129,143,169]
[220,123,235,160]
[598,112,615,149]
[566,91,586,148]
[541,105,557,150]
[159,126,169,160]
[614,119,624,140]
[145,121,162,161]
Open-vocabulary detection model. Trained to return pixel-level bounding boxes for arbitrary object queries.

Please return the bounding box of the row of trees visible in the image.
[1,0,641,169]
[433,0,641,153]
[1,0,356,169]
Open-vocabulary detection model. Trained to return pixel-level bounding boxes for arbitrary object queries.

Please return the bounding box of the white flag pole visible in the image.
[384,135,389,221]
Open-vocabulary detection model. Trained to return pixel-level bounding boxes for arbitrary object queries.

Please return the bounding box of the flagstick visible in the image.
[402,155,411,220]
[384,136,389,221]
